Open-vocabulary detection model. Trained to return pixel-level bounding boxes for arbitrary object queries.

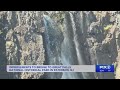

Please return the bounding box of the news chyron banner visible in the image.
[7,65,114,72]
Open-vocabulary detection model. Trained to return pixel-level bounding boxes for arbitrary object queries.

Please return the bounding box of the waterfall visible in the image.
[43,14,52,64]
[61,12,95,79]
[70,12,86,79]
[69,12,84,65]
[61,12,84,79]
[42,14,63,79]
[42,13,94,79]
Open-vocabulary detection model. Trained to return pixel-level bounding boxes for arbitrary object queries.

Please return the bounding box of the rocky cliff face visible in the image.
[0,11,45,79]
[0,11,120,79]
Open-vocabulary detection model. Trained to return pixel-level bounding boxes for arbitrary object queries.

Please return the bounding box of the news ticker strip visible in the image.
[7,65,114,72]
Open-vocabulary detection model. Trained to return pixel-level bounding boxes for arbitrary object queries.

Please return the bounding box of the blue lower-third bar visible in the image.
[96,65,114,72]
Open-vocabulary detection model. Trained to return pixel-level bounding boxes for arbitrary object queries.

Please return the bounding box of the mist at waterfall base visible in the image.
[42,13,95,79]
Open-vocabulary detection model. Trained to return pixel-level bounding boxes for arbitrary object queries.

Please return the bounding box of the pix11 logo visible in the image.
[96,65,114,72]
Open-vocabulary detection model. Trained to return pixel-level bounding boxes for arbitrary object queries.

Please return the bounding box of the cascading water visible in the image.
[42,12,95,79]
[61,12,84,79]
[42,14,63,79]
